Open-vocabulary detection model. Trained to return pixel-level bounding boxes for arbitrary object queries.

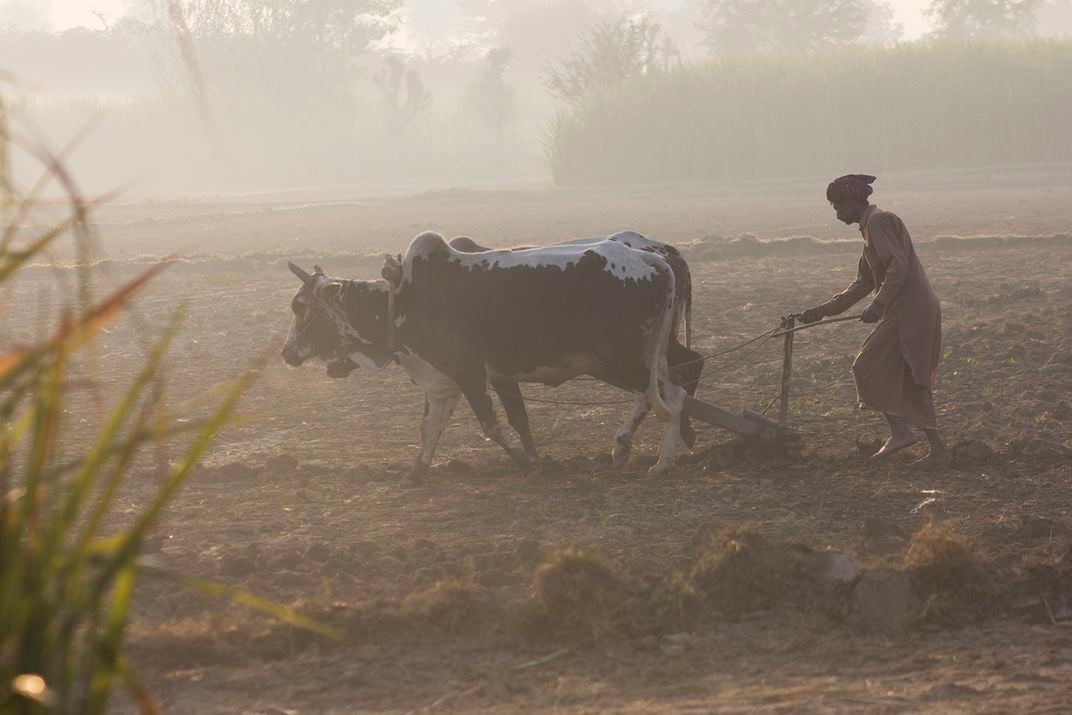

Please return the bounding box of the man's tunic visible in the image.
[819,205,942,428]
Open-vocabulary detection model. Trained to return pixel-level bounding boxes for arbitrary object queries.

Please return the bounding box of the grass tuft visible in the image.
[903,521,994,626]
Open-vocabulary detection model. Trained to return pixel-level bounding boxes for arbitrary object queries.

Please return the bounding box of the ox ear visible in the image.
[288,262,313,284]
[313,264,324,276]
[315,281,344,302]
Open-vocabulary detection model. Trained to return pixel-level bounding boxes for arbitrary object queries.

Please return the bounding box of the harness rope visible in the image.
[523,313,865,407]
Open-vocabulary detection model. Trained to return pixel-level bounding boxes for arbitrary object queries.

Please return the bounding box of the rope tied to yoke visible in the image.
[527,312,865,408]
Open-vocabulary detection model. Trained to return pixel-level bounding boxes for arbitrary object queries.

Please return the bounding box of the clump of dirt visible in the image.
[688,437,788,471]
[398,578,497,634]
[1009,549,1072,624]
[263,453,299,474]
[903,521,995,626]
[951,439,996,465]
[683,528,833,618]
[521,548,636,641]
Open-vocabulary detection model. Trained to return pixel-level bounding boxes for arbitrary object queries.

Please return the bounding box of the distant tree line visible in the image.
[547,40,1072,184]
[2,0,1071,191]
[545,0,1066,108]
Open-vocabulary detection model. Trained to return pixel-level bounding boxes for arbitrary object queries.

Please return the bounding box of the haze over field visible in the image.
[5,3,1072,714]
[2,0,1071,196]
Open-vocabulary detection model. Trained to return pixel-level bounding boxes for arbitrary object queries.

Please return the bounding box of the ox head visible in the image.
[282,262,348,373]
[281,261,392,378]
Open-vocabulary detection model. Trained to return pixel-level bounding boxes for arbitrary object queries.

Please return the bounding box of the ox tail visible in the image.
[648,259,676,422]
[685,297,692,350]
[682,271,693,350]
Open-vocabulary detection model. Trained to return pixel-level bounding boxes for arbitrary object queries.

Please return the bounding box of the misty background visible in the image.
[2,0,1071,196]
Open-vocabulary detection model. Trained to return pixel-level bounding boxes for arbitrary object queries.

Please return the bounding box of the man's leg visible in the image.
[909,386,951,469]
[870,413,921,460]
[913,427,951,470]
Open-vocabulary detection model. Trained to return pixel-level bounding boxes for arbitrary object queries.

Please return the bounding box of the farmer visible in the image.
[799,174,950,469]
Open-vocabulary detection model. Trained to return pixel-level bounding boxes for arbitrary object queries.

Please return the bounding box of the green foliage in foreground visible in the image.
[547,39,1072,185]
[0,101,333,714]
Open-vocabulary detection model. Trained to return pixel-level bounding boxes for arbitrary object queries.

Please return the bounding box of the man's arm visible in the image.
[818,253,874,317]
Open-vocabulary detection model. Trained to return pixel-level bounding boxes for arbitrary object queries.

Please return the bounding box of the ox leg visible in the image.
[669,341,705,449]
[402,393,461,486]
[492,380,539,459]
[459,376,532,472]
[612,393,650,468]
[650,381,687,477]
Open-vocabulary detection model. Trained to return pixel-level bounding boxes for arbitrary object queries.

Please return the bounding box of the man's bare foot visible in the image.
[911,450,952,471]
[869,433,921,461]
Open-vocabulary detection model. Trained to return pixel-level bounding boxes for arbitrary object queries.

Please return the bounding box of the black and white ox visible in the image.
[281,231,704,484]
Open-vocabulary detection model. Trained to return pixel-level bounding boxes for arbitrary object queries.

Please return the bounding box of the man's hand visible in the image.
[860,301,884,324]
[799,307,825,324]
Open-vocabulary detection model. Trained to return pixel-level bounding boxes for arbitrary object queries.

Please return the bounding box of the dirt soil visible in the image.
[6,169,1072,713]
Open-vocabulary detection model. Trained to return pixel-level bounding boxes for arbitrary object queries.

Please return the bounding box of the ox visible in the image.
[447,231,703,448]
[282,231,702,484]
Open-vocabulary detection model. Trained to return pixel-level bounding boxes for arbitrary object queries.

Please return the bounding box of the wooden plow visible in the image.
[681,313,863,445]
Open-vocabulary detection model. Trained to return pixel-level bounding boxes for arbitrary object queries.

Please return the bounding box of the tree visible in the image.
[545,13,671,104]
[860,2,905,46]
[926,0,1041,38]
[700,0,892,54]
[466,46,516,145]
[0,0,52,33]
[131,0,401,105]
[1036,0,1072,36]
[373,53,433,138]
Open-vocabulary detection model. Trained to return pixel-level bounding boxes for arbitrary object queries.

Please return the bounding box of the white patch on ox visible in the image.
[401,231,661,285]
[347,351,385,371]
[396,353,461,401]
[283,294,319,361]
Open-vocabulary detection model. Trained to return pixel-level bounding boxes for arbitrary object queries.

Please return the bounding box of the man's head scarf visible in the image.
[826,174,876,203]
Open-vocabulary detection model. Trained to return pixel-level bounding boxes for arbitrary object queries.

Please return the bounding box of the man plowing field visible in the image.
[800,174,951,470]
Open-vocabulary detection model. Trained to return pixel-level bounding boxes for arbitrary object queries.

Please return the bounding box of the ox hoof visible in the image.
[399,463,428,488]
[647,463,672,478]
[510,450,533,474]
[611,449,631,469]
[681,419,697,449]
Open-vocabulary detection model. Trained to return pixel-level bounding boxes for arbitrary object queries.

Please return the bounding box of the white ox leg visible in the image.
[403,392,460,485]
[612,393,650,468]
[650,380,687,476]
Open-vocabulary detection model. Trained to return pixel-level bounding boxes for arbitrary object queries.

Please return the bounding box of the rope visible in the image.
[760,392,781,416]
[520,313,864,410]
[523,395,635,406]
[682,326,782,366]
[770,313,865,338]
[570,325,782,381]
[524,322,785,407]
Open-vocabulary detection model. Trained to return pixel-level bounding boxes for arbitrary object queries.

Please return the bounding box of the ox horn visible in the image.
[381,254,403,285]
[288,262,313,284]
